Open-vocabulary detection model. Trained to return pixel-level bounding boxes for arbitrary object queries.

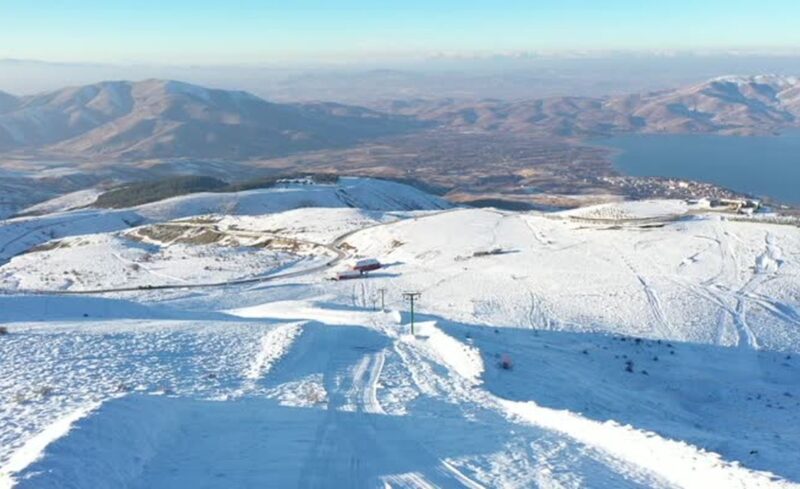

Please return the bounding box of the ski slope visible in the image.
[341,206,800,351]
[1,184,799,488]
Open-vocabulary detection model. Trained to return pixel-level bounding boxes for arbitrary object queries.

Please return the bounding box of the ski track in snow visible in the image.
[616,245,678,340]
[5,300,799,488]
[111,251,189,285]
[391,322,668,487]
[651,220,780,349]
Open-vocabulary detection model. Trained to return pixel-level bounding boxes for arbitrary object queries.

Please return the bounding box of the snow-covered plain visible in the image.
[1,180,799,488]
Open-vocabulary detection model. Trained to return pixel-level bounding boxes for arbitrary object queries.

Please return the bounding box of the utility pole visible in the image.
[402,292,421,335]
[378,287,387,311]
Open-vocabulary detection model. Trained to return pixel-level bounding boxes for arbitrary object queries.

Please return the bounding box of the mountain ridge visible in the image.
[380,74,800,136]
[1,75,799,161]
[0,79,420,159]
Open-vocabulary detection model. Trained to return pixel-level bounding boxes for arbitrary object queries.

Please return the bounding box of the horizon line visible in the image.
[4,47,800,68]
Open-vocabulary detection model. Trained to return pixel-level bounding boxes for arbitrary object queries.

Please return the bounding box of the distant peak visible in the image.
[707,74,800,87]
[130,78,263,104]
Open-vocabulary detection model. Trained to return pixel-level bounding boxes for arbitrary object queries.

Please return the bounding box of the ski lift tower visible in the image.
[402,291,421,335]
[378,287,387,311]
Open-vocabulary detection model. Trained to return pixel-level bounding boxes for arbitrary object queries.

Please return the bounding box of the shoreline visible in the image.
[588,134,800,212]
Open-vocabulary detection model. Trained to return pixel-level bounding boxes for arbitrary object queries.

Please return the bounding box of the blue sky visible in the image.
[1,1,799,63]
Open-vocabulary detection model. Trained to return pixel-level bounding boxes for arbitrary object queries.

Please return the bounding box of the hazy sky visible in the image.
[2,1,799,64]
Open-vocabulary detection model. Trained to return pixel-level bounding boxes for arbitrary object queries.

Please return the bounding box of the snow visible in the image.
[0,177,448,266]
[0,232,307,292]
[1,189,800,488]
[0,402,100,489]
[216,207,402,244]
[560,198,692,220]
[500,399,791,489]
[18,189,102,216]
[130,177,450,222]
[243,324,303,381]
[712,74,800,89]
[0,318,299,486]
[406,321,485,385]
[0,294,227,322]
[446,321,800,483]
[342,207,800,351]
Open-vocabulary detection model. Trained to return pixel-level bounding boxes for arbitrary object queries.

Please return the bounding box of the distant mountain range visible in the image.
[0,79,419,160]
[0,75,798,161]
[381,75,800,137]
[0,90,18,113]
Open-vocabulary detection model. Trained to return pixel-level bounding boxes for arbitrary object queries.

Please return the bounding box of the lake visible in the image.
[601,132,800,205]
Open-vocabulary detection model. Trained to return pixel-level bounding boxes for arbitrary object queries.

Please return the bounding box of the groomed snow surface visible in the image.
[1,180,800,488]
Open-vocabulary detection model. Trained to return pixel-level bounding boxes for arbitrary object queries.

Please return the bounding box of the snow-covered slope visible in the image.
[0,178,449,266]
[2,195,799,488]
[19,189,103,216]
[129,177,449,222]
[337,205,800,350]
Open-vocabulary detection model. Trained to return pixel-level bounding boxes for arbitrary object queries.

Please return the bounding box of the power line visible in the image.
[402,291,421,335]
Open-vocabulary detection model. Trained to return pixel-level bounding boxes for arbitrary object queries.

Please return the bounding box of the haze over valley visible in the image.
[1,74,799,217]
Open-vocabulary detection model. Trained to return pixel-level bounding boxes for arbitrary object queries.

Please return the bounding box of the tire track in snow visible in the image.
[360,350,386,415]
[246,322,469,488]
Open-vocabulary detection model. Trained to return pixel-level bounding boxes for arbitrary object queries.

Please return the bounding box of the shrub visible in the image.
[293,199,319,210]
[94,176,228,208]
[310,173,339,184]
[301,384,326,405]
